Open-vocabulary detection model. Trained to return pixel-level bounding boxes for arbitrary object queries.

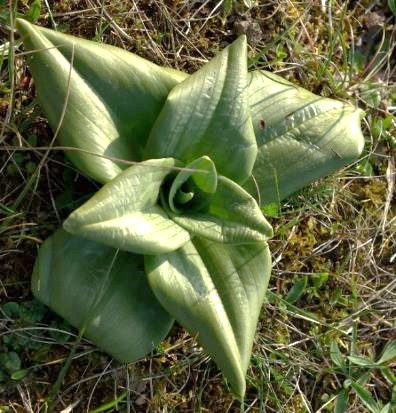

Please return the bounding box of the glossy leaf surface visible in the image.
[145,239,271,398]
[145,36,257,184]
[63,158,191,255]
[33,229,174,361]
[245,70,365,204]
[16,19,187,184]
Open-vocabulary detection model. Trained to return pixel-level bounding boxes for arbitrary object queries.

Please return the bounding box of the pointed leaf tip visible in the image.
[145,36,256,184]
[16,19,188,183]
[145,240,271,398]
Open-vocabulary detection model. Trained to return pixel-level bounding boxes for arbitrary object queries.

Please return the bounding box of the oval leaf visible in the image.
[377,339,396,365]
[335,389,349,413]
[351,381,382,413]
[145,239,271,398]
[16,19,188,183]
[145,35,257,184]
[63,158,190,255]
[32,229,174,362]
[330,341,345,369]
[286,276,307,304]
[244,70,365,204]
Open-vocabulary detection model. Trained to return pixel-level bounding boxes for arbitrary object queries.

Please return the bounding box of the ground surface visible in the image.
[0,0,395,412]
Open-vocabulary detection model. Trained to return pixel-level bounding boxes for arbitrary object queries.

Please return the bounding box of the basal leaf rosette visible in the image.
[17,17,365,400]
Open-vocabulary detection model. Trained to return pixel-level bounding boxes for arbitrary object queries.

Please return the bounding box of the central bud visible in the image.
[161,156,218,215]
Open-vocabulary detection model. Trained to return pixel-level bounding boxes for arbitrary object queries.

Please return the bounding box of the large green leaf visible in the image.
[145,239,271,398]
[32,229,174,362]
[145,35,257,184]
[63,158,190,255]
[16,19,187,184]
[245,70,365,204]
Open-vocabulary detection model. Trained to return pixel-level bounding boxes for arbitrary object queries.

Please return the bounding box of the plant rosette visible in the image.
[17,19,365,398]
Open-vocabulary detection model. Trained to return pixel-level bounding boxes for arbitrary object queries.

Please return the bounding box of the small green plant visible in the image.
[0,300,46,384]
[17,19,364,399]
[331,340,396,413]
[223,0,255,16]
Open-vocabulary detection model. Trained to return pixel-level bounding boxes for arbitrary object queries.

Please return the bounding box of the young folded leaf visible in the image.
[16,19,187,184]
[168,174,273,243]
[245,71,365,204]
[145,239,271,398]
[63,158,191,255]
[167,156,218,214]
[33,229,174,361]
[145,35,257,184]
